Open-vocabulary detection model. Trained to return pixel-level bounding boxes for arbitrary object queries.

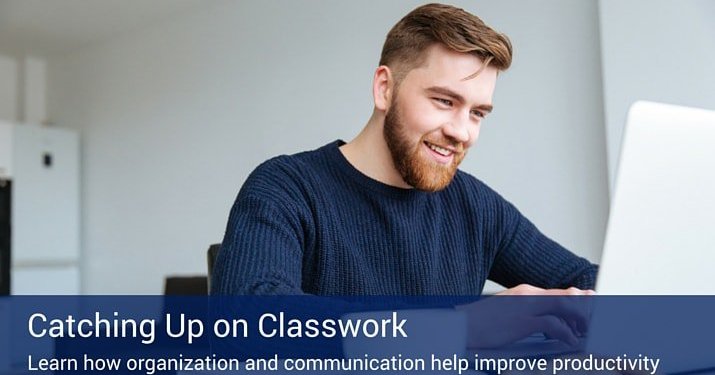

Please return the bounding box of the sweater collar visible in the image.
[322,140,431,200]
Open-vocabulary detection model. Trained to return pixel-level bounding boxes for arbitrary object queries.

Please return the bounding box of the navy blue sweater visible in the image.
[213,141,597,295]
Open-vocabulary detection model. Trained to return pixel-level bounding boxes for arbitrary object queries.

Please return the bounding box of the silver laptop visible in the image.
[588,101,715,374]
[596,100,715,294]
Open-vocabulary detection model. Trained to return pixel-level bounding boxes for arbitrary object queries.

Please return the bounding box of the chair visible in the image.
[161,243,221,295]
[206,243,221,292]
[163,276,207,295]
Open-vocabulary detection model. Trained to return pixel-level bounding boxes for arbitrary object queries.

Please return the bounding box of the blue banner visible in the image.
[1,296,713,374]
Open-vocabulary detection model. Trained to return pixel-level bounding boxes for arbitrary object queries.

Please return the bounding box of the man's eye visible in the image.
[434,98,452,106]
[471,110,485,119]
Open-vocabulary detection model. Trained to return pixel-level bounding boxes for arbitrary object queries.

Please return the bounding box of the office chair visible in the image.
[160,243,221,295]
[163,276,207,295]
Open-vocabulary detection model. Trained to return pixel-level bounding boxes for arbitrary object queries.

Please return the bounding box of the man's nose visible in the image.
[442,113,471,144]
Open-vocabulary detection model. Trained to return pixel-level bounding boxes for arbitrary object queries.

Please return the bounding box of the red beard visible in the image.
[383,100,465,192]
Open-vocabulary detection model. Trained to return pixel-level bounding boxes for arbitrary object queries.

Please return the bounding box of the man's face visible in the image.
[383,44,498,192]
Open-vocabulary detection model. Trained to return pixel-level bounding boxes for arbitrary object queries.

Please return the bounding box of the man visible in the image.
[213,3,597,298]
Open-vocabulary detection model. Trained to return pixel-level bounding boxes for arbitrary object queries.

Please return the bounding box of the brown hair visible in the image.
[379,3,512,83]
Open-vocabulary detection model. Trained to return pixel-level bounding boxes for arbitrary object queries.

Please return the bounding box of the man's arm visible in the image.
[212,159,310,295]
[487,196,598,290]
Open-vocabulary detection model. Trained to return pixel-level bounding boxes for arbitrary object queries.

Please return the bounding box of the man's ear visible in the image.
[373,66,394,112]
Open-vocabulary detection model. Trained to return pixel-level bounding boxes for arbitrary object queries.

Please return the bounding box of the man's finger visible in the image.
[533,315,579,347]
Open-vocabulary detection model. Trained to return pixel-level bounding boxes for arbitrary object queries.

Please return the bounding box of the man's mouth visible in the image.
[423,140,459,165]
[424,141,455,157]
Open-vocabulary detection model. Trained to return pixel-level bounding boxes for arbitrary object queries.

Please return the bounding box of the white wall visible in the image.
[48,0,609,294]
[599,0,715,188]
[0,55,48,124]
[23,58,47,125]
[0,55,18,122]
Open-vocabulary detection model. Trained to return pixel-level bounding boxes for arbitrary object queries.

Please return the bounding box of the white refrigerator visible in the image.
[0,120,80,294]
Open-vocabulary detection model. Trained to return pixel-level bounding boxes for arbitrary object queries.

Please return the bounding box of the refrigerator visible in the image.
[0,120,80,294]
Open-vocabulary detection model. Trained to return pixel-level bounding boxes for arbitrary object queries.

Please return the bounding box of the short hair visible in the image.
[379,3,513,83]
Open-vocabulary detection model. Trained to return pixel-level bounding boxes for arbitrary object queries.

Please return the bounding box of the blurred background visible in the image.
[0,0,713,294]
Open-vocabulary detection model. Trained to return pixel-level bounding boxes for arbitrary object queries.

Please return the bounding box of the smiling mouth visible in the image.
[424,141,455,157]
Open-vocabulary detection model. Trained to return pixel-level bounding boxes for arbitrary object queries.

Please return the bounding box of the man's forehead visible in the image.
[420,44,490,72]
[409,61,497,82]
[408,51,497,87]
[460,64,497,81]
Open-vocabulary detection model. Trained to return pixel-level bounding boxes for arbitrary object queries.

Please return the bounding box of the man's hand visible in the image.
[496,284,595,296]
[457,284,595,349]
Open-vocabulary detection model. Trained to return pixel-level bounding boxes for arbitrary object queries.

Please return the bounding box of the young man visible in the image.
[213,3,597,297]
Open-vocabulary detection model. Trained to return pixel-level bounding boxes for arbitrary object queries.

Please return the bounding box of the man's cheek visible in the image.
[468,128,481,146]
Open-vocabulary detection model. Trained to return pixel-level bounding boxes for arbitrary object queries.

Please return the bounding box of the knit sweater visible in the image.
[213,140,597,295]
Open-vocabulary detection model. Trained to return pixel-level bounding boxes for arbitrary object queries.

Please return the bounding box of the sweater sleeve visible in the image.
[486,195,598,290]
[212,192,306,295]
[211,157,311,296]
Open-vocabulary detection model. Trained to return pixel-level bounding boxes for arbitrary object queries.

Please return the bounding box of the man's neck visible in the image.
[339,114,412,189]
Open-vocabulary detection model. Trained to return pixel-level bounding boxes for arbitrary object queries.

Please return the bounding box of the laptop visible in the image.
[587,101,715,374]
[596,100,715,294]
